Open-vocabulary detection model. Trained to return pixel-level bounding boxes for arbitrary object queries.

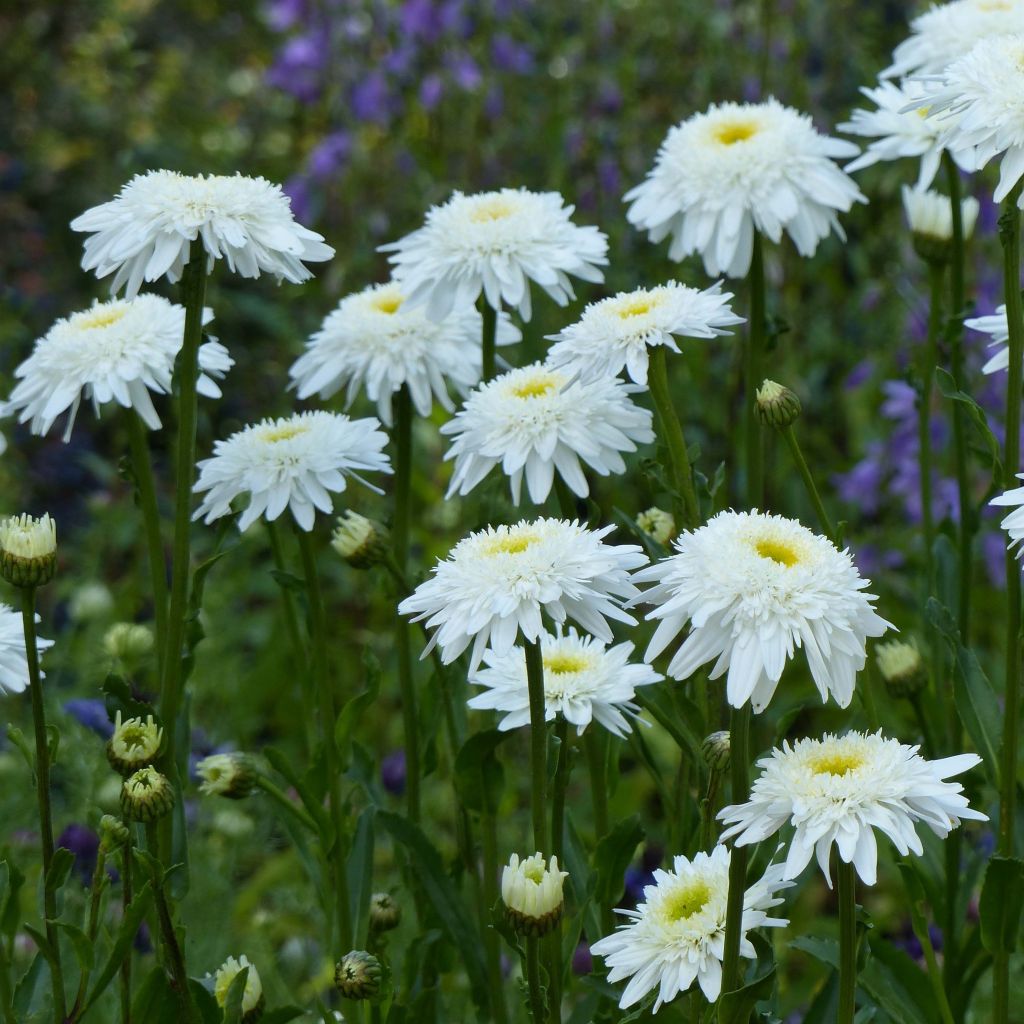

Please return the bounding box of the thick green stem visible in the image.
[152,877,199,1023]
[995,182,1024,1024]
[837,859,858,1024]
[745,233,766,508]
[126,411,168,672]
[780,425,836,543]
[22,587,66,1023]
[296,527,352,952]
[720,704,751,996]
[524,640,550,855]
[648,345,700,528]
[525,936,546,1024]
[481,810,510,1024]
[546,720,571,1022]
[584,730,614,936]
[481,300,498,382]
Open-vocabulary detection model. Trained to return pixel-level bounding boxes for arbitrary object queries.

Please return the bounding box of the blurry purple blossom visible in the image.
[352,72,393,123]
[63,699,112,738]
[572,941,593,975]
[285,175,314,223]
[266,0,308,32]
[309,132,353,180]
[381,749,406,795]
[447,53,483,91]
[420,73,445,109]
[266,34,329,103]
[491,34,534,74]
[597,156,621,197]
[484,84,504,120]
[57,824,99,885]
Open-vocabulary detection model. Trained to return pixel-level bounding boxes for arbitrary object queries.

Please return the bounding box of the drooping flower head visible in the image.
[3,296,231,440]
[590,846,791,1010]
[468,625,662,737]
[545,282,743,385]
[193,410,391,532]
[718,731,986,886]
[398,518,646,672]
[442,362,654,505]
[966,306,1014,374]
[624,98,864,278]
[634,510,891,712]
[72,170,334,296]
[380,188,608,321]
[0,604,53,694]
[289,280,521,426]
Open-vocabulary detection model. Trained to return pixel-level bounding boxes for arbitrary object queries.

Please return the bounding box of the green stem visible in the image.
[392,387,421,825]
[22,587,66,1024]
[720,704,751,996]
[546,720,571,1023]
[70,848,109,1015]
[120,844,133,1024]
[699,771,721,853]
[525,936,546,1024]
[907,883,956,1024]
[126,411,168,673]
[909,694,938,759]
[584,730,614,937]
[481,810,510,1024]
[837,859,858,1024]
[780,426,835,543]
[995,181,1024,1024]
[524,639,550,855]
[647,345,700,528]
[152,876,199,1023]
[296,526,353,952]
[254,774,317,833]
[480,300,498,382]
[746,232,766,508]
[919,263,945,601]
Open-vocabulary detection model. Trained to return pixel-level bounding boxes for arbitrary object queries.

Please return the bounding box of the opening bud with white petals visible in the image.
[120,766,175,822]
[213,955,264,1024]
[332,512,391,569]
[875,639,927,699]
[196,752,258,800]
[0,514,56,588]
[106,711,163,776]
[501,852,568,937]
[755,380,801,429]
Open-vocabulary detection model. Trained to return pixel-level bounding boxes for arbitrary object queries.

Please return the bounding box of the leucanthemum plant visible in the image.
[590,846,791,1010]
[288,280,521,425]
[468,625,662,737]
[380,187,608,320]
[398,518,646,672]
[545,281,743,385]
[193,410,391,531]
[634,510,891,712]
[718,731,987,886]
[2,296,231,439]
[72,169,333,296]
[0,604,53,695]
[966,306,1015,374]
[441,361,654,504]
[624,98,864,277]
[990,476,1024,552]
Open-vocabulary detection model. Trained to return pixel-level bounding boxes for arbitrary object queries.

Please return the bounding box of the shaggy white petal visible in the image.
[0,604,53,695]
[719,731,987,887]
[965,305,1012,375]
[991,473,1024,555]
[901,185,979,241]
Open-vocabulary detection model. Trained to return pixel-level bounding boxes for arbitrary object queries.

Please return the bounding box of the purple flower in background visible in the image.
[266,33,329,103]
[352,72,393,123]
[620,845,663,909]
[63,699,113,738]
[309,132,353,181]
[401,0,445,42]
[385,42,418,77]
[597,156,621,197]
[58,824,99,885]
[484,84,504,120]
[595,80,623,115]
[447,53,482,91]
[284,175,314,223]
[491,34,534,74]
[572,941,593,975]
[420,73,445,110]
[381,750,406,796]
[266,0,308,32]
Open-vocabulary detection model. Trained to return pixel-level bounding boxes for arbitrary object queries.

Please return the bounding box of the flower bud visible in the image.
[334,950,383,1000]
[875,639,927,699]
[196,753,257,800]
[902,185,979,266]
[636,507,676,546]
[0,514,56,588]
[755,380,801,429]
[332,512,391,570]
[106,710,163,776]
[501,852,567,937]
[369,892,402,934]
[213,955,264,1023]
[103,623,154,669]
[120,766,175,823]
[98,815,131,854]
[701,730,731,773]
[69,582,114,623]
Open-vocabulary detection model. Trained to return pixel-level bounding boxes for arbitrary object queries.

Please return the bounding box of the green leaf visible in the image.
[980,856,1024,954]
[263,746,332,841]
[0,858,24,940]
[935,369,1003,475]
[101,673,154,724]
[718,965,776,1024]
[82,881,154,1014]
[860,934,937,1024]
[6,724,35,774]
[260,1009,306,1024]
[57,920,94,975]
[221,965,249,1024]
[131,965,184,1024]
[790,935,839,969]
[189,980,221,1024]
[562,814,600,944]
[12,953,46,1019]
[634,687,702,758]
[269,568,306,594]
[335,649,382,770]
[23,925,58,970]
[593,815,644,908]
[454,729,507,815]
[347,807,376,946]
[44,847,75,901]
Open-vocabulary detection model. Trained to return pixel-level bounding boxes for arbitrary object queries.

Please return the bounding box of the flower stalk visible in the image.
[779,424,836,544]
[524,639,550,855]
[720,703,751,997]
[745,232,766,507]
[837,858,858,1024]
[481,300,498,382]
[648,345,699,528]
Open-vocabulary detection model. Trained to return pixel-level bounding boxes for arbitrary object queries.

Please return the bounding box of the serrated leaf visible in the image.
[980,856,1024,954]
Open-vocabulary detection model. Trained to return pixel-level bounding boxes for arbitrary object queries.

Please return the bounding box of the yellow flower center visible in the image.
[373,292,404,314]
[979,1,1010,9]
[77,306,128,330]
[810,750,865,777]
[261,423,310,443]
[524,863,545,884]
[469,196,516,223]
[510,373,559,399]
[615,295,657,318]
[662,879,712,921]
[544,651,589,675]
[754,538,800,566]
[120,726,148,751]
[713,120,759,145]
[483,532,536,556]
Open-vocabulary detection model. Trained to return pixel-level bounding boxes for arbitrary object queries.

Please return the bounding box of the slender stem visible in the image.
[746,232,766,508]
[0,937,15,1024]
[859,660,881,733]
[698,772,721,853]
[126,411,168,672]
[919,263,945,600]
[995,181,1024,1024]
[524,640,550,855]
[525,936,546,1024]
[392,387,421,825]
[480,300,498,382]
[837,859,858,1024]
[906,882,956,1024]
[254,774,317,833]
[779,426,835,543]
[296,526,352,952]
[120,844,133,1024]
[481,810,510,1024]
[153,878,199,1023]
[910,694,937,759]
[546,720,572,1023]
[647,346,699,528]
[22,587,66,1023]
[71,848,109,1014]
[584,730,614,937]
[720,704,751,996]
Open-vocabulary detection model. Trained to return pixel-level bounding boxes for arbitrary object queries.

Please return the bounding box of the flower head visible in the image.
[0,604,53,694]
[545,282,742,385]
[754,379,802,429]
[502,852,568,936]
[590,846,790,1010]
[966,305,1014,374]
[121,766,175,822]
[196,753,257,800]
[334,951,382,1000]
[0,513,57,588]
[380,188,608,321]
[3,296,230,440]
[469,626,662,737]
[289,280,520,425]
[106,711,163,775]
[369,893,402,934]
[72,170,333,296]
[399,518,646,673]
[442,362,654,505]
[625,98,864,278]
[875,638,927,698]
[634,510,891,712]
[103,622,154,668]
[902,185,979,264]
[213,954,264,1022]
[990,474,1024,554]
[718,731,987,886]
[193,410,391,532]
[637,508,676,546]
[332,511,390,569]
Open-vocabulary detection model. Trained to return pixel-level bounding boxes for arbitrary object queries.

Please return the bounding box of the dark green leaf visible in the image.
[593,815,644,907]
[719,965,776,1024]
[44,847,75,901]
[790,935,839,969]
[347,806,376,946]
[980,856,1024,954]
[634,687,702,758]
[189,979,221,1024]
[454,729,507,815]
[859,934,937,1024]
[335,649,382,770]
[131,965,184,1024]
[101,673,154,724]
[935,369,1003,475]
[269,568,306,594]
[82,881,154,1014]
[12,953,46,1018]
[221,965,249,1024]
[0,858,24,941]
[264,746,332,841]
[260,1008,306,1024]
[57,920,94,975]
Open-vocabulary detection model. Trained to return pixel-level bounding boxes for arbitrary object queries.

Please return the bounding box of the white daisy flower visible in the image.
[545,282,743,386]
[624,98,864,279]
[379,188,608,321]
[442,362,654,505]
[289,280,521,426]
[590,845,791,1010]
[0,604,53,695]
[398,518,646,673]
[468,625,662,737]
[634,510,891,713]
[72,170,334,297]
[966,305,1014,374]
[193,410,392,532]
[901,185,979,242]
[990,474,1024,552]
[718,731,987,886]
[2,296,231,440]
[839,79,969,189]
[883,0,1024,79]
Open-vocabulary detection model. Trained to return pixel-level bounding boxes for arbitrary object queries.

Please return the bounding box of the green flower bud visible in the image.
[120,766,175,823]
[636,507,676,546]
[875,639,927,699]
[213,955,264,1023]
[369,892,402,934]
[332,511,391,570]
[103,622,154,669]
[0,514,56,588]
[755,380,801,429]
[98,814,131,854]
[701,730,731,773]
[196,753,257,800]
[106,711,163,776]
[335,950,383,1000]
[502,853,567,938]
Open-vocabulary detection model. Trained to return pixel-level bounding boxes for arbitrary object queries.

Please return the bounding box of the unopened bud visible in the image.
[755,380,801,429]
[701,730,731,773]
[875,639,927,699]
[196,752,257,800]
[369,892,402,934]
[501,852,567,938]
[106,711,163,776]
[103,623,154,669]
[120,766,175,822]
[335,950,382,1000]
[332,512,390,570]
[98,814,131,853]
[636,507,676,546]
[0,514,56,588]
[903,185,979,267]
